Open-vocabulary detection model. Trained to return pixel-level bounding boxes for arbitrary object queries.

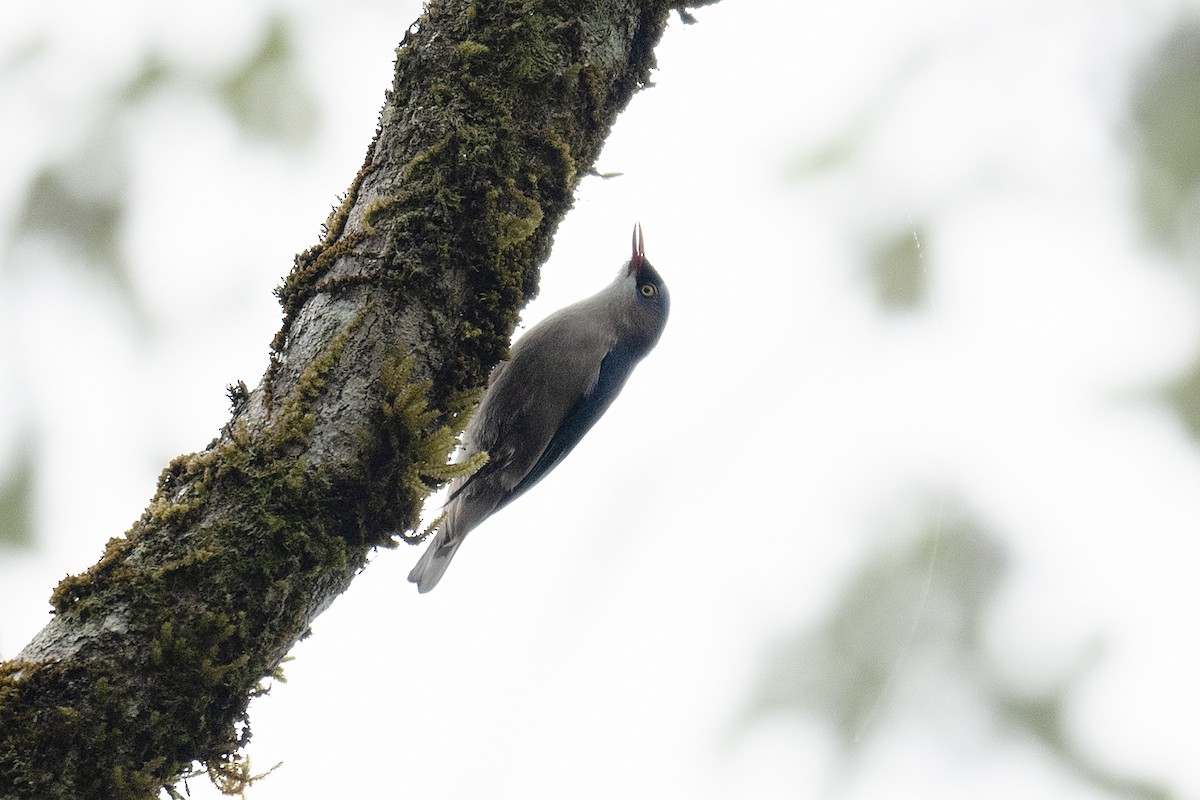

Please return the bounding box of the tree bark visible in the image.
[0,1,716,797]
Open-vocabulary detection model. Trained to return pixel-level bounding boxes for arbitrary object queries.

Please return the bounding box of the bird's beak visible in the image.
[629,223,645,275]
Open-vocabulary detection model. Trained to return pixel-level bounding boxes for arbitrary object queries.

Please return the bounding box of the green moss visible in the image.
[455,40,489,60]
[269,159,377,361]
[540,125,578,188]
[329,0,600,406]
[9,313,374,798]
[489,178,544,251]
[270,229,370,357]
[1,659,189,798]
[365,354,486,542]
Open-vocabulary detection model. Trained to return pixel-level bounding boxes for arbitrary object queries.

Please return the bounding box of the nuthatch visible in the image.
[408,225,670,592]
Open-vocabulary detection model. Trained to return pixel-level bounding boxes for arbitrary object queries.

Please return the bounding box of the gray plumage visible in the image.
[408,225,670,592]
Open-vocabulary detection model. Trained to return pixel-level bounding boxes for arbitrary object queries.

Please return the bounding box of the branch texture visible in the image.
[0,1,716,797]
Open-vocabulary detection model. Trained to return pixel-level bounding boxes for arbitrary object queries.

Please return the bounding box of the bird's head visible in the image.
[618,223,670,346]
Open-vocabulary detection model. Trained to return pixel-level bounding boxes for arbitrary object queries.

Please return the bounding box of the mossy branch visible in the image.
[0,1,718,798]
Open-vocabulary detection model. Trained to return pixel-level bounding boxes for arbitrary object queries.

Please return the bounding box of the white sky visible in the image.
[2,0,1200,798]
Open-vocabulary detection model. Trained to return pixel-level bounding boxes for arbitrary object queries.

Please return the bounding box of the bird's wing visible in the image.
[443,317,598,505]
[495,337,645,511]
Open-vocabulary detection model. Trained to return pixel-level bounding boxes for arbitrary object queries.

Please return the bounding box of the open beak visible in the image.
[629,223,646,275]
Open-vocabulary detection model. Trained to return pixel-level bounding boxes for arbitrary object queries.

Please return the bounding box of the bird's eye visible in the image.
[640,284,657,297]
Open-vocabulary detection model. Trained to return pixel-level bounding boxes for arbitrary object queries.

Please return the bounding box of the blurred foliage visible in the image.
[745,501,1173,800]
[995,684,1171,800]
[0,36,46,76]
[120,51,174,103]
[1129,19,1200,263]
[1162,354,1200,441]
[785,130,863,177]
[218,16,318,146]
[2,13,317,304]
[0,440,35,548]
[0,12,318,550]
[746,503,1005,745]
[12,143,130,291]
[782,54,924,179]
[1135,19,1200,446]
[866,225,928,311]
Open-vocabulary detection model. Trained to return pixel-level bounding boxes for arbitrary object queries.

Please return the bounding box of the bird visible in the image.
[408,224,670,592]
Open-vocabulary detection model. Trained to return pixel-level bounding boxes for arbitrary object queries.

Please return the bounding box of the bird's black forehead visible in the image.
[638,259,667,288]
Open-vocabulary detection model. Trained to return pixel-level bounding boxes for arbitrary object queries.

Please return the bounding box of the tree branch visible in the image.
[0,1,717,797]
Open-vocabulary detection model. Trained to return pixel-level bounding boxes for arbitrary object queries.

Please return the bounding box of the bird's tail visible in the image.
[407,528,466,593]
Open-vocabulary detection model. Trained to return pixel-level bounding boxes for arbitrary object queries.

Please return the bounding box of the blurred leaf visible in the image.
[10,161,126,282]
[744,499,1175,799]
[0,36,47,75]
[995,681,1171,800]
[218,15,318,146]
[783,52,929,181]
[120,51,175,104]
[747,502,1006,747]
[3,9,318,323]
[785,130,864,177]
[1129,19,1200,261]
[1161,354,1200,441]
[866,225,928,311]
[0,442,35,548]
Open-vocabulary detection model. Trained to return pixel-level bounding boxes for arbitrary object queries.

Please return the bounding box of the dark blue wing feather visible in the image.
[496,338,646,511]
